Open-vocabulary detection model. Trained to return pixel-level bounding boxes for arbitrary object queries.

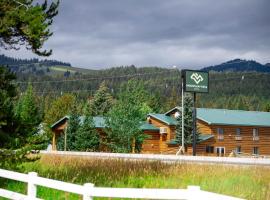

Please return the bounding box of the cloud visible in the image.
[2,0,270,68]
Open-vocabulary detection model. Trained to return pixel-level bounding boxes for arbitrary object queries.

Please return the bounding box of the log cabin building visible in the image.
[51,107,270,156]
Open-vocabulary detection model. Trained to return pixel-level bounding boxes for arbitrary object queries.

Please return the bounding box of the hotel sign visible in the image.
[182,70,209,93]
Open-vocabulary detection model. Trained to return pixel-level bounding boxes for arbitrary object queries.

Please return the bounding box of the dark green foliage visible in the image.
[0,66,17,147]
[74,115,99,151]
[202,59,270,73]
[175,95,200,146]
[0,0,59,56]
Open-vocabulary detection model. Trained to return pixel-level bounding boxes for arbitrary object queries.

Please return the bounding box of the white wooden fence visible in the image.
[0,168,244,200]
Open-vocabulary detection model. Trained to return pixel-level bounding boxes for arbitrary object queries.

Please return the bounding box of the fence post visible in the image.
[83,183,94,200]
[27,172,38,199]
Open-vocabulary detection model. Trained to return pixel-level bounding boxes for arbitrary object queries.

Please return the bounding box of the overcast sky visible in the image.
[3,0,270,69]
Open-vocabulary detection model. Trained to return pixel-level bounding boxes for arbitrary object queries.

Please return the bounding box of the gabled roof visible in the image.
[50,116,107,129]
[51,116,160,131]
[148,114,177,125]
[197,108,270,127]
[164,106,182,116]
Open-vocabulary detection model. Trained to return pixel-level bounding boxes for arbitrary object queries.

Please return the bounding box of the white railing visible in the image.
[0,168,244,200]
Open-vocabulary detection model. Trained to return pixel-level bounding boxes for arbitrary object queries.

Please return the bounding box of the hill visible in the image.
[201,59,270,73]
[0,54,93,77]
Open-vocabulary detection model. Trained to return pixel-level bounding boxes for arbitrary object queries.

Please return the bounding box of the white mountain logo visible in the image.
[191,73,204,84]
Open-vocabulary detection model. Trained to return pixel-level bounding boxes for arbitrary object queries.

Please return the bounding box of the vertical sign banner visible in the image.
[183,70,209,93]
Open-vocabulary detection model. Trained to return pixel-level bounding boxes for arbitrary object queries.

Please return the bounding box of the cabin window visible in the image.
[252,147,259,155]
[236,146,241,153]
[217,128,224,140]
[206,146,214,153]
[236,128,241,136]
[253,128,259,137]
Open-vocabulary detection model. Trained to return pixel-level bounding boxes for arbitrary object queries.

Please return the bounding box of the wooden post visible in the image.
[52,133,56,151]
[132,138,136,153]
[27,172,37,199]
[83,183,94,200]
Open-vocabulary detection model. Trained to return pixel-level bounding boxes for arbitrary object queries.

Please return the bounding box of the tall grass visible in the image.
[1,155,270,200]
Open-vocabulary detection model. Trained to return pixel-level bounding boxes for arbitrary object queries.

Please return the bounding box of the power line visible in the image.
[15,70,179,84]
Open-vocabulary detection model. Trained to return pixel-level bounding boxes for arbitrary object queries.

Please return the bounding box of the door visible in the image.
[216,147,225,157]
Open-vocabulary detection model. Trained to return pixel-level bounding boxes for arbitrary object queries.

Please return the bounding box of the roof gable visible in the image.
[148,113,177,125]
[164,106,182,116]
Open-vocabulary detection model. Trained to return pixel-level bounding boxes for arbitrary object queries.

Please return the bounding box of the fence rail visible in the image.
[0,168,244,200]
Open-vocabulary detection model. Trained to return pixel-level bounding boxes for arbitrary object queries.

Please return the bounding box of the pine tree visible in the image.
[74,115,99,151]
[15,83,41,136]
[0,66,17,147]
[175,95,200,146]
[87,81,114,116]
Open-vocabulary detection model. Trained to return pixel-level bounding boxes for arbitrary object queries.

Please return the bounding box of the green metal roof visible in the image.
[167,134,214,145]
[51,116,159,131]
[50,116,69,129]
[140,123,159,131]
[198,134,214,143]
[51,116,106,129]
[148,114,177,125]
[197,108,270,127]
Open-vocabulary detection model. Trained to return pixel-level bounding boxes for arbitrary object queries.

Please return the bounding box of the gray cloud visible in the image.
[2,0,270,69]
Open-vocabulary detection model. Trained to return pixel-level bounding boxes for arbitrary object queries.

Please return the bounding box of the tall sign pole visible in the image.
[182,70,209,156]
[192,93,196,156]
[181,74,185,153]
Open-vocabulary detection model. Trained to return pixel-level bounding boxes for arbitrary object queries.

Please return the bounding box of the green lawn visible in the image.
[1,155,270,200]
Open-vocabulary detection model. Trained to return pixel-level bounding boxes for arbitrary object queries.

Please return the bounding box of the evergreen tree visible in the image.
[15,83,41,136]
[175,95,200,146]
[74,115,99,151]
[87,81,114,116]
[14,83,44,147]
[0,0,59,56]
[0,66,17,147]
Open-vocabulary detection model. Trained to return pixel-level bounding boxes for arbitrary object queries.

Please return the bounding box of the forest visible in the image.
[1,62,270,158]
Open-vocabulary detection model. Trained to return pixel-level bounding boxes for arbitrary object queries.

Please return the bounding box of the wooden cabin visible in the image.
[145,107,270,156]
[51,108,270,156]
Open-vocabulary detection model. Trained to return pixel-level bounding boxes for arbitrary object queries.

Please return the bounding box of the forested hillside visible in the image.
[1,55,270,113]
[13,65,270,113]
[202,59,270,73]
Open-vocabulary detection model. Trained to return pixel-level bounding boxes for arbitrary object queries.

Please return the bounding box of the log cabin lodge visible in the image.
[51,107,270,156]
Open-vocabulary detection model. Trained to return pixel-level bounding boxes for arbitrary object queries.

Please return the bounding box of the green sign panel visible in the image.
[183,70,209,93]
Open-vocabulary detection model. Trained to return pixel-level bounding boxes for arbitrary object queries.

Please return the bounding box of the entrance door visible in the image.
[216,147,225,157]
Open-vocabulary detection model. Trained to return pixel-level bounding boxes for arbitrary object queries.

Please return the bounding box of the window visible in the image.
[216,147,225,156]
[253,147,259,155]
[236,146,241,153]
[236,128,241,136]
[253,128,259,141]
[206,146,214,153]
[235,128,242,140]
[253,128,259,137]
[217,128,224,140]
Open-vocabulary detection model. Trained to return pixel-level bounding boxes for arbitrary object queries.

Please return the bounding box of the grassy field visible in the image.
[1,155,270,200]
